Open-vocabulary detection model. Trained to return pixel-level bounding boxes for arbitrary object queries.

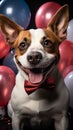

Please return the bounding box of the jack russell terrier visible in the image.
[0,4,70,130]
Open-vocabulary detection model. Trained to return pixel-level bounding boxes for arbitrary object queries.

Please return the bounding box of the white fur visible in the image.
[8,29,69,130]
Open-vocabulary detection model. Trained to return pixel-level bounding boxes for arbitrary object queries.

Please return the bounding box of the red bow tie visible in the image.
[24,77,56,95]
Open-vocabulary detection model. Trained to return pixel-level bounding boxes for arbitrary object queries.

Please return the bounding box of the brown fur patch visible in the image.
[43,28,60,61]
[14,30,31,56]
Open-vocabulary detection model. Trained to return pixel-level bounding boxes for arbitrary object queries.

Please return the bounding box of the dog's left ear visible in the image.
[0,14,24,46]
[48,4,69,42]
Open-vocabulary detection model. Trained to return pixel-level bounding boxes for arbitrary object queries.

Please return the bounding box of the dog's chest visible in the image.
[12,86,53,113]
[11,72,58,112]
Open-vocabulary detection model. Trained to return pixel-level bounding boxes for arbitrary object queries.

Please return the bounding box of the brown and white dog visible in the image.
[0,5,69,130]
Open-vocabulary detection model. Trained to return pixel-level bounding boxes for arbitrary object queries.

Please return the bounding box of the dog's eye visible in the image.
[43,39,53,48]
[18,41,27,51]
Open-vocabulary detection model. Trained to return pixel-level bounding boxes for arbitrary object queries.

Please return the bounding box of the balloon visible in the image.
[35,2,61,28]
[3,49,18,74]
[63,65,73,78]
[59,40,73,77]
[67,19,73,42]
[64,71,73,108]
[0,31,10,59]
[0,0,6,6]
[0,0,31,29]
[0,66,15,107]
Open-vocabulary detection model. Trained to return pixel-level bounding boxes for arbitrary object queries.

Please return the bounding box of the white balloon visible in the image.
[67,19,73,42]
[64,71,73,108]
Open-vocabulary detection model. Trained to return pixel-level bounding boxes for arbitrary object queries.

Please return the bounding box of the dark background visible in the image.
[25,0,73,29]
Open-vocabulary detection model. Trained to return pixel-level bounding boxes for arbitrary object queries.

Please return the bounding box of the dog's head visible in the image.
[0,5,69,84]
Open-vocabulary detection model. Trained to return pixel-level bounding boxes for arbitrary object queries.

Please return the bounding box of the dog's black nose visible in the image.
[27,52,42,65]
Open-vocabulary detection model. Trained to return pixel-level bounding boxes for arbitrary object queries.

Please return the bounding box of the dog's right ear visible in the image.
[47,4,69,42]
[0,14,24,46]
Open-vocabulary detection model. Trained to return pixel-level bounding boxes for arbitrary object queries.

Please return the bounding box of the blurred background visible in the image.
[25,0,73,28]
[0,0,73,130]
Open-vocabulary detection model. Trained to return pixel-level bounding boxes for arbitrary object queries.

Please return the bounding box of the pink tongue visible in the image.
[29,71,43,84]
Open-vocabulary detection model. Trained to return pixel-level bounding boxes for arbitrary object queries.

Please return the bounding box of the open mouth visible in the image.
[17,58,57,84]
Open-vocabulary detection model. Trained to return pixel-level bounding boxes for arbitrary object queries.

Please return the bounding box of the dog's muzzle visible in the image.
[16,53,57,86]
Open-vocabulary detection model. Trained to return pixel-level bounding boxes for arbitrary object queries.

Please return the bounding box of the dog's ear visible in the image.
[0,14,24,46]
[48,4,69,42]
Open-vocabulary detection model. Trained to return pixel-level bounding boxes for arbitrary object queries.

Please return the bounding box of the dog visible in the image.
[0,4,70,130]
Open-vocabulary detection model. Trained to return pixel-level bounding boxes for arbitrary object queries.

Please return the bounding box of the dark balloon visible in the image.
[35,2,61,28]
[0,0,6,6]
[3,49,18,74]
[0,66,15,107]
[0,0,31,29]
[59,40,73,77]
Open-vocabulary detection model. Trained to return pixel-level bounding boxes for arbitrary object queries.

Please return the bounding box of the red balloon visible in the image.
[63,65,73,78]
[0,66,16,107]
[0,31,10,59]
[59,40,73,77]
[35,2,61,28]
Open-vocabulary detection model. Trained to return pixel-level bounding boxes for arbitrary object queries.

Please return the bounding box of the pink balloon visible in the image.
[59,40,73,77]
[0,31,10,59]
[0,66,16,107]
[35,2,61,28]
